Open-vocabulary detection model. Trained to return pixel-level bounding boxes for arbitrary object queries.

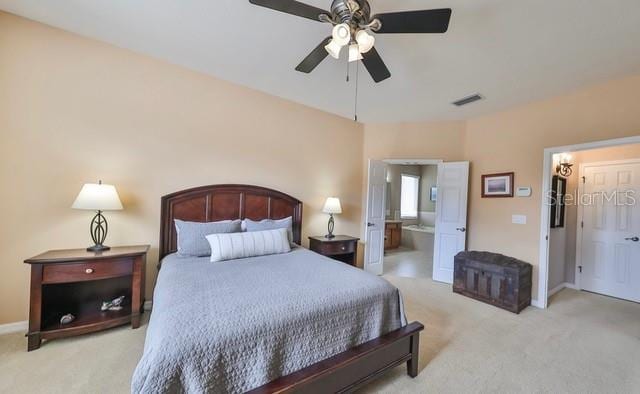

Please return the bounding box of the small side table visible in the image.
[308,235,360,266]
[24,245,149,351]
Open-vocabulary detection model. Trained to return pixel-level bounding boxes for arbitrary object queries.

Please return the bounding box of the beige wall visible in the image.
[0,13,364,324]
[363,122,467,162]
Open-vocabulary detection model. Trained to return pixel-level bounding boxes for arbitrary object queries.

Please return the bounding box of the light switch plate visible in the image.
[516,187,532,197]
[512,215,527,225]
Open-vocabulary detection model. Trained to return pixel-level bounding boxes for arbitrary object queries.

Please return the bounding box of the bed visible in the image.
[132,185,423,393]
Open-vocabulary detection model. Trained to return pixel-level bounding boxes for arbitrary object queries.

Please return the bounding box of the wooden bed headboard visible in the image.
[159,184,303,259]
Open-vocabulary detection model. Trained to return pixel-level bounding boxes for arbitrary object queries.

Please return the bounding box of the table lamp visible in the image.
[72,181,123,252]
[322,197,342,239]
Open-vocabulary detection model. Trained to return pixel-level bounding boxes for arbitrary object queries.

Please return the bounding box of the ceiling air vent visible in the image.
[452,94,483,107]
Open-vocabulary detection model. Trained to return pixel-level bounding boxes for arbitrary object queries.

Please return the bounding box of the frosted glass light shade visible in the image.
[332,23,351,46]
[356,30,375,53]
[348,44,363,62]
[72,183,123,211]
[322,197,342,214]
[325,39,343,59]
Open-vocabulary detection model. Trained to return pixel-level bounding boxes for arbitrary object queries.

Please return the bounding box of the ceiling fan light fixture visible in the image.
[249,0,453,84]
[332,23,351,46]
[325,39,343,59]
[348,43,363,62]
[355,30,375,53]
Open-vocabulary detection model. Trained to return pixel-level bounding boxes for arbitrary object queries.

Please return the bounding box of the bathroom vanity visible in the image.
[384,220,403,250]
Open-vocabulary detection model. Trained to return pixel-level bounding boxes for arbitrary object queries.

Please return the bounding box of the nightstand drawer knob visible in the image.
[341,246,346,251]
[85,268,94,274]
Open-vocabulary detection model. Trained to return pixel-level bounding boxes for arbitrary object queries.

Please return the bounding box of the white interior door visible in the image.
[580,161,640,302]
[364,160,387,275]
[433,162,469,283]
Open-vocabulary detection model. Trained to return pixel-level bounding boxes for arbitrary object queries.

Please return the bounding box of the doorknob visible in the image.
[367,222,375,227]
[625,236,639,242]
[456,227,466,233]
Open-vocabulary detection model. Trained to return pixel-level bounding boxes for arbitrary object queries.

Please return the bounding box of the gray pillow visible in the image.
[244,216,295,245]
[175,219,242,257]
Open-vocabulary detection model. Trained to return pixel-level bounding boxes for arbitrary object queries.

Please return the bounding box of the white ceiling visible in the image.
[2,0,640,123]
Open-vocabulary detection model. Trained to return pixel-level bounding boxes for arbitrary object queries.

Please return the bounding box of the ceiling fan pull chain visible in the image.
[346,57,350,82]
[354,61,359,122]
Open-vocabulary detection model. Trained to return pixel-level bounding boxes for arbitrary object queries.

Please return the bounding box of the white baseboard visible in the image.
[530,298,543,308]
[548,283,566,297]
[548,282,578,298]
[144,300,153,312]
[0,320,27,335]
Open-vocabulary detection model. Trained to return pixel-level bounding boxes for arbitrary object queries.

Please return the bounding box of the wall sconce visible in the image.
[556,153,573,177]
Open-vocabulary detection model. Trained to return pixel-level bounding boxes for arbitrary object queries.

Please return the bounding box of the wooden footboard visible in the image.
[249,322,424,394]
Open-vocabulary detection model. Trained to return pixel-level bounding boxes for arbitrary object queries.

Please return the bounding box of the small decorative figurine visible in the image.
[101,295,126,311]
[60,314,75,325]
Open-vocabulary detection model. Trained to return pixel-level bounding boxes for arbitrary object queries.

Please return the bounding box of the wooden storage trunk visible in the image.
[453,251,532,314]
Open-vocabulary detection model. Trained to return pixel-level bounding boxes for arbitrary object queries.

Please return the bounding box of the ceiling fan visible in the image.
[248,0,452,83]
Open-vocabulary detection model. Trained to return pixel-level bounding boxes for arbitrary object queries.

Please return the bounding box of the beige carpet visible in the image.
[1,276,639,393]
[384,248,433,279]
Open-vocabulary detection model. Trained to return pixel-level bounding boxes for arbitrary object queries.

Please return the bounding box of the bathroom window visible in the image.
[400,174,420,219]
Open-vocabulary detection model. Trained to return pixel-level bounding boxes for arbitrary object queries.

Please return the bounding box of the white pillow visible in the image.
[206,228,291,262]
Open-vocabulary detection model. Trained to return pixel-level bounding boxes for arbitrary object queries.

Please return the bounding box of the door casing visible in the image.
[539,135,640,309]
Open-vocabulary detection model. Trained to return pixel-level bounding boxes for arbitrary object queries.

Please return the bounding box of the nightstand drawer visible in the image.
[42,258,132,284]
[319,241,355,255]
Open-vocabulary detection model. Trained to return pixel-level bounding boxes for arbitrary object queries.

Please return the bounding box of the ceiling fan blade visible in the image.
[295,37,331,73]
[361,47,391,83]
[373,9,452,34]
[249,0,329,22]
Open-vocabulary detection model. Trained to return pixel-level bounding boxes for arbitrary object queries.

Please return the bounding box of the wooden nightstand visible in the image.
[24,245,149,351]
[308,235,360,267]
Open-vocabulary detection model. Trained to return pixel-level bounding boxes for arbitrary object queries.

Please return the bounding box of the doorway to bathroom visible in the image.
[363,159,470,282]
[383,162,438,278]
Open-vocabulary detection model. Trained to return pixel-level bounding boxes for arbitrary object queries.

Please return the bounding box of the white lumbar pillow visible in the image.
[206,228,291,262]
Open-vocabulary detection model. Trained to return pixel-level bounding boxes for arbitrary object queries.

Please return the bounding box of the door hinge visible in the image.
[581,221,584,228]
[545,235,549,241]
[578,266,583,274]
[582,176,586,183]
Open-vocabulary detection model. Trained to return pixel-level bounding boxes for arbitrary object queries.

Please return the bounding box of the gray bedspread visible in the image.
[131,248,406,394]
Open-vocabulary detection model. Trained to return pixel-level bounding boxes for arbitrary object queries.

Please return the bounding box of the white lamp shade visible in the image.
[325,39,343,59]
[356,30,375,53]
[332,23,351,46]
[348,44,363,62]
[72,183,123,211]
[322,197,342,214]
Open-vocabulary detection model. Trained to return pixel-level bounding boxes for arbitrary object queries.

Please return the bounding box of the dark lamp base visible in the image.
[87,244,111,252]
[326,214,336,239]
[87,211,111,253]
